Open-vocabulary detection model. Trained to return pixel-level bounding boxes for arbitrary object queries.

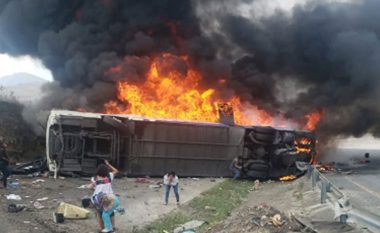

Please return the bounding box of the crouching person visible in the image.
[163,171,180,205]
[92,193,120,233]
[229,157,242,180]
[90,160,119,233]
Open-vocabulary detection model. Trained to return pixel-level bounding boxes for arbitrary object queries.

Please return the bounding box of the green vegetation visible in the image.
[137,180,252,233]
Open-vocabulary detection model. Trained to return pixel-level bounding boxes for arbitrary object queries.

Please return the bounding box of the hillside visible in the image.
[0,72,48,103]
[0,72,47,86]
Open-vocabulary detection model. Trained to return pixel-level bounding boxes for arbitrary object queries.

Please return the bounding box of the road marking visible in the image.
[344,176,380,200]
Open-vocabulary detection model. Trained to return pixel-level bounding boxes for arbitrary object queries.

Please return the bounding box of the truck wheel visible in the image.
[248,131,275,145]
[245,160,269,172]
[252,127,276,134]
[245,170,268,180]
[253,133,276,143]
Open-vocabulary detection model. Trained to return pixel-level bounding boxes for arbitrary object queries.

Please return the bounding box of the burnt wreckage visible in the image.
[46,109,316,179]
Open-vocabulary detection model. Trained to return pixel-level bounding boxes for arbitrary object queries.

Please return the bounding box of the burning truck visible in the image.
[46,108,316,179]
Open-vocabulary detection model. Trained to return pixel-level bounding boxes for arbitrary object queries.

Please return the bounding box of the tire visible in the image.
[245,170,268,180]
[245,160,269,172]
[252,127,276,134]
[248,132,275,145]
[253,133,276,143]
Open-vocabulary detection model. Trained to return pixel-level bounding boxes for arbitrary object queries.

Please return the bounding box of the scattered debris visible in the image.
[204,205,216,211]
[173,220,205,233]
[114,207,125,215]
[251,216,260,226]
[81,197,91,208]
[32,179,45,184]
[316,163,336,173]
[53,212,65,223]
[33,201,45,209]
[192,178,200,181]
[8,181,20,189]
[77,184,91,189]
[12,157,47,175]
[271,214,285,226]
[207,205,302,233]
[252,179,260,191]
[148,184,161,189]
[135,177,151,184]
[6,194,22,201]
[260,215,269,227]
[7,204,25,213]
[36,197,49,202]
[56,202,90,219]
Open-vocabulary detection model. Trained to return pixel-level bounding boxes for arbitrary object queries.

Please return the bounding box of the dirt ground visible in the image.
[0,175,223,233]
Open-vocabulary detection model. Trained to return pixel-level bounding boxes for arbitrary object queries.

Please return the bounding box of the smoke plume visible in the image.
[0,0,380,144]
[196,0,380,143]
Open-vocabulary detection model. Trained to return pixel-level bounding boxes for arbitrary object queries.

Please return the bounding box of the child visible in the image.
[90,160,119,233]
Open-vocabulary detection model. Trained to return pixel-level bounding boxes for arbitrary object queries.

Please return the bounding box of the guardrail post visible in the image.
[312,169,319,189]
[307,165,313,179]
[326,181,331,193]
[340,214,348,224]
[321,180,327,204]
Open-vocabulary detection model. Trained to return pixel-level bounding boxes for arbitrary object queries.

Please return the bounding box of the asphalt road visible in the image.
[324,157,380,217]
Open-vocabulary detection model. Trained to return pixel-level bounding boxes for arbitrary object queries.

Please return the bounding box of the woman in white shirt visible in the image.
[163,171,179,205]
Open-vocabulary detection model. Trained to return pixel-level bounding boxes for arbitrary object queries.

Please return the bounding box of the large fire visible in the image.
[105,53,322,129]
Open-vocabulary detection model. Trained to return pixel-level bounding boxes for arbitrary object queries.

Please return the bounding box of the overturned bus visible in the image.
[46,110,316,179]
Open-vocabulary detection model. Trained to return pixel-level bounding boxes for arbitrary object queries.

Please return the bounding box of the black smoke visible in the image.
[0,0,226,133]
[1,0,380,144]
[196,0,380,143]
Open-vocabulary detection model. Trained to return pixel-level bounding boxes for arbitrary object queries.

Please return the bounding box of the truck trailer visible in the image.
[46,110,316,179]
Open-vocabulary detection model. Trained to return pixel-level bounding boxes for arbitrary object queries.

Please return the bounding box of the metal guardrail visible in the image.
[306,165,380,232]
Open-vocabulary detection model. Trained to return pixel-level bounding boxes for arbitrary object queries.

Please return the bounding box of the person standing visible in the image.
[163,171,179,205]
[90,160,119,233]
[0,138,11,188]
[229,157,242,180]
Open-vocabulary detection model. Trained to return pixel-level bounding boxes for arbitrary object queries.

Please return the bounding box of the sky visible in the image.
[0,53,53,81]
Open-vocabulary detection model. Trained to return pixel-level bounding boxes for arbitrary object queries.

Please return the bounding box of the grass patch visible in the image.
[137,211,190,233]
[137,180,252,233]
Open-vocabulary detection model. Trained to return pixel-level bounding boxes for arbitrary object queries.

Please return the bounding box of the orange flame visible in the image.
[295,137,312,154]
[105,53,273,125]
[279,175,297,181]
[304,111,323,130]
[104,53,323,129]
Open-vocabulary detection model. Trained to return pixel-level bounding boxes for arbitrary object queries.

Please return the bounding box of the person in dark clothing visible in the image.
[0,139,11,188]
